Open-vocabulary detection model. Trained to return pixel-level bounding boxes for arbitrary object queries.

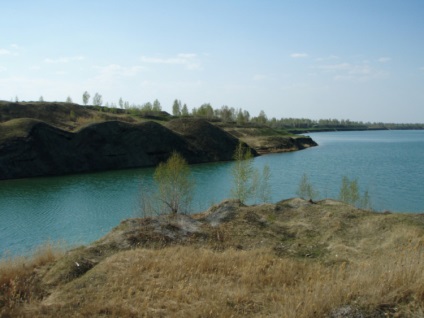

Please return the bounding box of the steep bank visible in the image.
[0,119,242,180]
[2,198,424,317]
[0,102,316,180]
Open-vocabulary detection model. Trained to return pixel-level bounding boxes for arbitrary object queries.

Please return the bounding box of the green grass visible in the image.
[0,118,41,142]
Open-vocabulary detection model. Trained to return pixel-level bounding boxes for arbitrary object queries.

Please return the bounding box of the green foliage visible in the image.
[69,110,76,122]
[153,152,194,214]
[172,99,181,116]
[152,99,162,112]
[93,93,103,106]
[181,104,189,116]
[231,143,273,204]
[66,96,72,103]
[338,176,372,209]
[231,142,255,204]
[255,164,272,203]
[82,91,90,105]
[296,173,319,201]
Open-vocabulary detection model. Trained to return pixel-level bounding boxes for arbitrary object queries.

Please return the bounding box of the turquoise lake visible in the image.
[1,130,423,257]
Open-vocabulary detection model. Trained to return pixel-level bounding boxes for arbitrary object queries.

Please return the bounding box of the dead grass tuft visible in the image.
[0,243,63,313]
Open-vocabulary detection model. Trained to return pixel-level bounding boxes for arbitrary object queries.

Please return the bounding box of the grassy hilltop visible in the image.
[2,198,424,317]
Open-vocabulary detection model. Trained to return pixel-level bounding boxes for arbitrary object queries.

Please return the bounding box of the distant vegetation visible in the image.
[8,93,424,131]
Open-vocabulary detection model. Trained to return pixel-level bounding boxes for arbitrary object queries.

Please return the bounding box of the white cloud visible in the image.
[315,61,388,81]
[44,56,85,64]
[0,49,11,56]
[290,53,308,58]
[140,53,201,70]
[378,57,391,63]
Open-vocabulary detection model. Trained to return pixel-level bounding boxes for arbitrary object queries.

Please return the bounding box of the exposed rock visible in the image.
[328,305,365,318]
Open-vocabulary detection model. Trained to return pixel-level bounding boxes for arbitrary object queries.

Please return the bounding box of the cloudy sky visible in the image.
[1,0,423,123]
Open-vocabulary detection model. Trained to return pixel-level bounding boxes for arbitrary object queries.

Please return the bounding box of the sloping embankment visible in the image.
[0,119,242,180]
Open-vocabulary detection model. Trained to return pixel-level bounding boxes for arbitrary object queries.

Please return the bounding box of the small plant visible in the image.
[69,110,76,122]
[338,176,372,209]
[296,173,319,201]
[231,143,273,204]
[254,164,272,203]
[231,142,255,204]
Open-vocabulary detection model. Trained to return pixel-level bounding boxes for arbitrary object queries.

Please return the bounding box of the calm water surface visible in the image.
[1,130,423,257]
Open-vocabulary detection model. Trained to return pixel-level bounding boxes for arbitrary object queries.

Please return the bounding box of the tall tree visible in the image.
[119,97,124,108]
[66,96,73,103]
[257,110,268,125]
[172,99,182,116]
[82,91,90,105]
[92,93,103,106]
[197,103,214,119]
[152,99,162,112]
[181,104,189,116]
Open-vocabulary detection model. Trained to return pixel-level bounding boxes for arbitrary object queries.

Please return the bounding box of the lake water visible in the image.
[1,130,423,257]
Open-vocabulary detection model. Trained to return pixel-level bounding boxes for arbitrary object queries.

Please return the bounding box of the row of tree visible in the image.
[143,144,372,216]
[11,93,424,129]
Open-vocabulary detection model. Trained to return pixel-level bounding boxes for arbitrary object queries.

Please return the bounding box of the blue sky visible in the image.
[1,0,423,123]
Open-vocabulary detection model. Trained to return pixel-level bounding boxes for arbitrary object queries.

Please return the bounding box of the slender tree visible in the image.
[231,142,255,204]
[256,164,272,203]
[82,91,90,105]
[66,96,73,103]
[172,99,182,116]
[92,93,103,106]
[181,104,189,116]
[296,173,319,201]
[152,99,162,112]
[339,176,360,206]
[153,152,194,214]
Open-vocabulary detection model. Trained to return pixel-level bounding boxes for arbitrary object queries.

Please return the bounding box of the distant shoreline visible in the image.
[289,127,424,134]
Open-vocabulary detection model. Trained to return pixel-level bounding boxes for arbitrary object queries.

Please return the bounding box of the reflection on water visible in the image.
[1,130,423,257]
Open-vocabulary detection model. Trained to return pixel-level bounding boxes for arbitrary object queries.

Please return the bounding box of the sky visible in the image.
[1,0,423,123]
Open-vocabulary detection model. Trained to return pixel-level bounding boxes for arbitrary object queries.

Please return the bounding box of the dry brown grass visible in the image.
[8,242,424,317]
[0,243,63,315]
[2,199,424,317]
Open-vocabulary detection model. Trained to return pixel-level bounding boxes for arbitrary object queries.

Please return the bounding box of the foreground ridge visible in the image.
[2,198,424,317]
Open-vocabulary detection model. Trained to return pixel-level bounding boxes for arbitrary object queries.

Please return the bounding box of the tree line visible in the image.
[11,92,424,130]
